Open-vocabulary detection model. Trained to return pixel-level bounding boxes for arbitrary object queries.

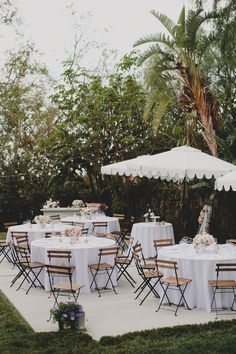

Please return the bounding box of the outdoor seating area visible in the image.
[0,0,236,352]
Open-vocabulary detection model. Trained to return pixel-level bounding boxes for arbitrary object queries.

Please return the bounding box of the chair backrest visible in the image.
[113,213,125,220]
[153,238,174,257]
[50,215,60,221]
[156,258,179,283]
[132,242,146,264]
[228,239,236,245]
[97,246,119,265]
[47,250,72,265]
[92,222,108,234]
[61,221,73,225]
[215,263,236,280]
[11,232,30,252]
[4,221,17,230]
[46,264,75,288]
[81,228,89,236]
[44,231,61,238]
[13,244,30,266]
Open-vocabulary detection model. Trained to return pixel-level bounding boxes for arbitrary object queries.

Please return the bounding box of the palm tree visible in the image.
[134,7,220,156]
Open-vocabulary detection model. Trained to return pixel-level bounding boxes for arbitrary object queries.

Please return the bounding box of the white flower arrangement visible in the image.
[193,232,215,248]
[80,207,97,217]
[71,200,84,208]
[144,209,154,222]
[43,199,60,208]
[62,226,82,238]
[34,215,50,224]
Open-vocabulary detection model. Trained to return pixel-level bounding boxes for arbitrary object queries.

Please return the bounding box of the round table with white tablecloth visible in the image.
[131,222,174,258]
[31,236,117,293]
[61,216,120,234]
[158,244,236,312]
[6,223,70,244]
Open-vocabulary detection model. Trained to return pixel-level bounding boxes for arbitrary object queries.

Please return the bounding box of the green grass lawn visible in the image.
[0,291,236,354]
[0,232,6,240]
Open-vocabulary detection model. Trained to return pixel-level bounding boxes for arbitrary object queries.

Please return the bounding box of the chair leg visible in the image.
[139,278,160,306]
[104,268,117,294]
[156,283,171,312]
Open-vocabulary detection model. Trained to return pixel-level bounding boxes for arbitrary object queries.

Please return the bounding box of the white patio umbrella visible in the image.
[215,170,236,191]
[101,146,236,181]
[101,145,236,236]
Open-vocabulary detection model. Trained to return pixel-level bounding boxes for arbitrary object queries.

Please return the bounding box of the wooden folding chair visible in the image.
[0,240,12,263]
[209,263,236,319]
[92,222,108,235]
[88,246,119,297]
[45,231,61,238]
[46,264,84,310]
[11,232,30,252]
[3,221,17,230]
[61,221,73,225]
[133,252,162,305]
[50,215,61,221]
[12,245,44,294]
[81,228,89,236]
[153,238,174,259]
[47,250,72,265]
[116,236,136,287]
[155,259,192,316]
[132,242,156,270]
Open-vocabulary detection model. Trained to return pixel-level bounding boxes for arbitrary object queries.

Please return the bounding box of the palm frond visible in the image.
[134,34,168,47]
[150,10,176,37]
[137,44,165,66]
[175,7,186,47]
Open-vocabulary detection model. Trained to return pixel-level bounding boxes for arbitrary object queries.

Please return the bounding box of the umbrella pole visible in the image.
[180,178,188,238]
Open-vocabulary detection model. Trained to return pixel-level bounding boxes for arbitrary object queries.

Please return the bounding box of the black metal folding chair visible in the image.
[12,245,44,294]
[116,236,136,287]
[156,259,192,316]
[0,240,12,263]
[88,246,119,297]
[46,264,84,310]
[133,252,162,305]
[92,222,108,235]
[153,238,174,259]
[209,263,236,319]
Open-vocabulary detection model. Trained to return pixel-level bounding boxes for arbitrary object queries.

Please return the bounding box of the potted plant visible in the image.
[50,301,85,331]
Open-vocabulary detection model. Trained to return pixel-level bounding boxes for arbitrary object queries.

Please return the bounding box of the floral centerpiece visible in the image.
[144,209,154,222]
[71,199,85,208]
[34,215,50,225]
[80,207,97,217]
[62,226,82,239]
[50,301,85,331]
[193,232,215,249]
[43,199,60,208]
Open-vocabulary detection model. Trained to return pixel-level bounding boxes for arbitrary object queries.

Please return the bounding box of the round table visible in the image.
[131,222,174,258]
[158,244,236,311]
[31,236,116,293]
[6,223,70,244]
[61,216,120,234]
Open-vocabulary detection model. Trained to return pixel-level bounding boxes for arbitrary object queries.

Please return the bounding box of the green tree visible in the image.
[134,6,221,156]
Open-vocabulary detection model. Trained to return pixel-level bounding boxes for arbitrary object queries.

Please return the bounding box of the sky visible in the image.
[0,0,199,77]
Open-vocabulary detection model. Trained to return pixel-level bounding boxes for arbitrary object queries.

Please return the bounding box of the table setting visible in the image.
[158,240,236,311]
[31,235,117,293]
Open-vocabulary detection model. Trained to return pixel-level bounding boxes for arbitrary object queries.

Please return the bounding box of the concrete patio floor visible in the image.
[1,258,235,340]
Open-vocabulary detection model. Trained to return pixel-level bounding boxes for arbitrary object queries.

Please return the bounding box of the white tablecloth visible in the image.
[158,244,236,311]
[131,222,174,258]
[61,216,120,235]
[31,236,116,293]
[6,224,70,244]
